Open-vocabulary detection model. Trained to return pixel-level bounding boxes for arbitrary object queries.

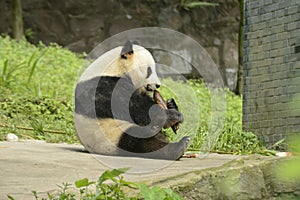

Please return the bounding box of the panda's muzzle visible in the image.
[146,84,160,91]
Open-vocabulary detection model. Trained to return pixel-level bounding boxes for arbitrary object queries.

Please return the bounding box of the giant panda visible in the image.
[75,41,190,160]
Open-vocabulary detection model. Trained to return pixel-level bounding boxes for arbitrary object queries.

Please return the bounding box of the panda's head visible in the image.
[119,41,161,92]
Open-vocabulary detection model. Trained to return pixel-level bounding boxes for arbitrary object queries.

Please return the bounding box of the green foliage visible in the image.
[0,35,83,98]
[24,28,35,40]
[0,35,82,143]
[0,36,270,155]
[0,96,77,143]
[159,79,271,155]
[8,168,183,200]
[7,195,15,200]
[276,134,300,186]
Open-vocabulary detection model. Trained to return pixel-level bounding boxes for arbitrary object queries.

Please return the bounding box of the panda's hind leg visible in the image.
[118,128,190,160]
[118,127,169,153]
[157,136,190,160]
[142,134,190,160]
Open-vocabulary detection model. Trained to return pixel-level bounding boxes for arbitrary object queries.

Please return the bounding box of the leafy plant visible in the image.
[24,28,35,40]
[7,168,184,200]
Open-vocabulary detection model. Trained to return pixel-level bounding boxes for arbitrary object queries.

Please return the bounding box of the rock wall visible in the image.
[243,0,300,146]
[0,0,240,90]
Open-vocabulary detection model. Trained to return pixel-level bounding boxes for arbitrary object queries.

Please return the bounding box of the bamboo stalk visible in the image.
[0,123,68,134]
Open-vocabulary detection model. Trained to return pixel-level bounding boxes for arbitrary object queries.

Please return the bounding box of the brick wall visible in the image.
[243,0,300,146]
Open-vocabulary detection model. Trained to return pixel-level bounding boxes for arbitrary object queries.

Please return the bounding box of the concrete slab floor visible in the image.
[0,140,241,199]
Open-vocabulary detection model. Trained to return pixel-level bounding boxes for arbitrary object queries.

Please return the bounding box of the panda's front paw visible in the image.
[166,98,178,110]
[163,109,184,129]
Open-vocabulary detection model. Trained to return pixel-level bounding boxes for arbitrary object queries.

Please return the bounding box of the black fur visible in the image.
[75,74,189,159]
[146,67,152,78]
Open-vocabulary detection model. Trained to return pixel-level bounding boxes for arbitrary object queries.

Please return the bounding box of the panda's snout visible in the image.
[146,83,160,91]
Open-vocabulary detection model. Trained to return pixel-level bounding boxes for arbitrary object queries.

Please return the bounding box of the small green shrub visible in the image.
[7,168,184,200]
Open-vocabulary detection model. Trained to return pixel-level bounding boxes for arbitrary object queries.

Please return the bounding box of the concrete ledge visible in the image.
[0,140,238,199]
[1,141,299,199]
[154,156,300,199]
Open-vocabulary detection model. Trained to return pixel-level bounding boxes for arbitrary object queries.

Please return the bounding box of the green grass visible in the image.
[0,35,83,143]
[0,36,272,154]
[0,35,84,98]
[160,79,271,155]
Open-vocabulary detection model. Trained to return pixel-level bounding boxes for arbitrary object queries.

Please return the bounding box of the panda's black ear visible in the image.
[121,40,139,59]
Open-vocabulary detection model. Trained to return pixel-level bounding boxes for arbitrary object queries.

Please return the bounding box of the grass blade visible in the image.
[27,50,46,84]
[1,59,8,82]
[6,61,26,80]
[27,57,39,84]
[27,51,36,67]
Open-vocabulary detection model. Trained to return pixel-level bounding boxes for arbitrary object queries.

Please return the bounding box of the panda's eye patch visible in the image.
[146,67,152,78]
